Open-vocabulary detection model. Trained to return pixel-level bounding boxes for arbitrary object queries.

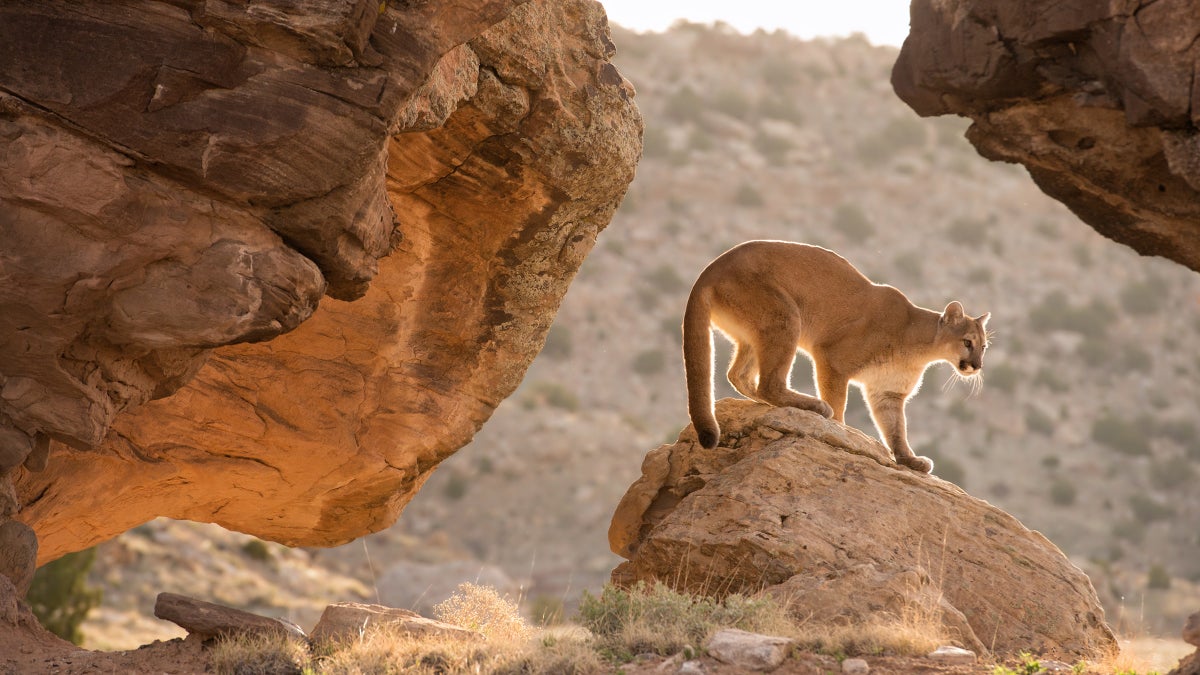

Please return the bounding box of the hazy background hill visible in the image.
[81,22,1200,648]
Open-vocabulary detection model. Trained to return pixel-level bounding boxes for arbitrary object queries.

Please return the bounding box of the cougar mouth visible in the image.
[958,360,978,374]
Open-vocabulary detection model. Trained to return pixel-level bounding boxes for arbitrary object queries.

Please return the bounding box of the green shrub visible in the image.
[754,130,794,166]
[632,349,667,376]
[1090,413,1149,456]
[985,363,1020,394]
[1033,367,1068,393]
[855,115,925,163]
[1025,407,1054,436]
[893,252,924,282]
[1119,275,1169,315]
[1128,494,1174,522]
[644,263,687,294]
[1048,479,1076,507]
[664,86,704,123]
[1147,564,1171,590]
[1148,456,1197,491]
[710,87,751,119]
[831,203,875,240]
[945,217,988,247]
[541,324,573,360]
[241,539,273,563]
[27,548,103,645]
[757,96,805,124]
[525,381,580,412]
[1028,291,1115,335]
[1111,519,1145,544]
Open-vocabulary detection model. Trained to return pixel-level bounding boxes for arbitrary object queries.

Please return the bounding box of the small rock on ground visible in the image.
[927,645,977,665]
[842,656,870,674]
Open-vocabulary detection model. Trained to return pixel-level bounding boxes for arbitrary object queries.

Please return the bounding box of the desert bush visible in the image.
[632,349,667,377]
[1028,291,1115,336]
[644,263,687,294]
[1111,519,1145,544]
[757,95,805,124]
[1147,455,1197,490]
[541,324,573,361]
[1025,407,1054,436]
[685,127,715,153]
[945,217,988,247]
[967,266,994,285]
[1090,413,1149,456]
[855,115,925,163]
[760,58,799,88]
[1033,367,1068,393]
[1128,494,1174,523]
[663,86,704,124]
[435,582,532,642]
[732,182,764,208]
[753,129,794,166]
[27,548,103,645]
[524,381,580,412]
[710,87,752,119]
[985,363,1020,394]
[893,251,924,282]
[831,203,875,240]
[1146,564,1171,590]
[1048,478,1076,507]
[240,539,273,563]
[1119,275,1169,315]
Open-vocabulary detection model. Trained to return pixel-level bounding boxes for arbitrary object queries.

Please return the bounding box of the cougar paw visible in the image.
[898,455,934,473]
[808,399,834,419]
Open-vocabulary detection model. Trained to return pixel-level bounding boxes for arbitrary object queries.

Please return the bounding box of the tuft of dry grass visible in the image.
[210,633,311,675]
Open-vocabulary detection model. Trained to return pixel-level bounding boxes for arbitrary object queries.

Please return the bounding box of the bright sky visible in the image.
[599,0,911,47]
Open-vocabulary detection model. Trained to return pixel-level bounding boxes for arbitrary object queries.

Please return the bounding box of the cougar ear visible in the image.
[977,312,990,328]
[940,301,964,325]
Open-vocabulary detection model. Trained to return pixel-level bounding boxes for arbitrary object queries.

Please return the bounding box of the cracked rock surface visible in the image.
[2,0,641,560]
[609,399,1117,661]
[892,0,1200,271]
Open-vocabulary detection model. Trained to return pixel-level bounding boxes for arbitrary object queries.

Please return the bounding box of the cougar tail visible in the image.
[683,285,719,449]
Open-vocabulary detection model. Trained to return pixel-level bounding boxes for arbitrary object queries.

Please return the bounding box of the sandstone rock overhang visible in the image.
[2,0,642,561]
[609,399,1118,660]
[892,0,1200,273]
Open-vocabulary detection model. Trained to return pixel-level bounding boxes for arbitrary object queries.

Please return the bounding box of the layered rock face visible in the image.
[892,0,1200,272]
[2,0,641,561]
[609,399,1117,660]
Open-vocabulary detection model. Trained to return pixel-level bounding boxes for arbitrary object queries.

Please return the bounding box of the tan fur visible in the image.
[683,241,990,472]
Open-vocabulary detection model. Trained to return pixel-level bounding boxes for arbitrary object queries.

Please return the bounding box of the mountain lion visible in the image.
[683,241,990,473]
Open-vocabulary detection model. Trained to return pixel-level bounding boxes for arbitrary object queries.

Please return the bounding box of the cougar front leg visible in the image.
[865,389,932,473]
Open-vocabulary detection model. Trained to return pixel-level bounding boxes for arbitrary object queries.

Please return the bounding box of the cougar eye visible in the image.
[963,339,973,350]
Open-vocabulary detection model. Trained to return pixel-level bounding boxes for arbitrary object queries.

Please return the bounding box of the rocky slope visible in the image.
[76,18,1200,651]
[390,22,1200,635]
[2,0,641,566]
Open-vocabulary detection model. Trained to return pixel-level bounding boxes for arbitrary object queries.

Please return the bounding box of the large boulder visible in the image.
[892,0,1200,272]
[3,0,641,561]
[609,399,1118,660]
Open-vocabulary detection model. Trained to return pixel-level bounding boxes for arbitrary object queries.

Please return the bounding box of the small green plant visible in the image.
[1128,494,1174,522]
[524,381,580,412]
[26,548,103,645]
[241,539,273,563]
[946,217,989,247]
[1146,563,1171,590]
[1025,407,1054,436]
[985,363,1020,394]
[644,263,686,294]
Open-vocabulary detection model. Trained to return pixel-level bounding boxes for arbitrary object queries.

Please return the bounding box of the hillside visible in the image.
[80,21,1200,648]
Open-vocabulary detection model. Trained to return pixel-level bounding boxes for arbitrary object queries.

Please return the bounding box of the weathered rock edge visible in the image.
[892,0,1200,273]
[10,0,642,561]
[609,399,1117,660]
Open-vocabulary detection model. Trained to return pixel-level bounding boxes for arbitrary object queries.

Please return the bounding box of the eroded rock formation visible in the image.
[893,0,1200,272]
[609,399,1117,660]
[2,0,640,562]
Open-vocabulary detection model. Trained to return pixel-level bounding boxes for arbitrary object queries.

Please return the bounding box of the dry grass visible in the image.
[791,607,949,658]
[210,632,311,675]
[210,581,965,673]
